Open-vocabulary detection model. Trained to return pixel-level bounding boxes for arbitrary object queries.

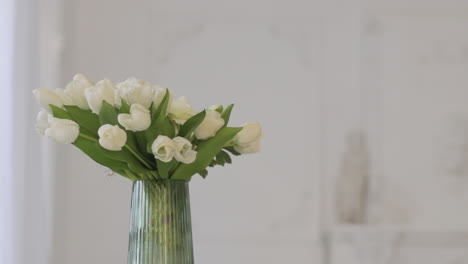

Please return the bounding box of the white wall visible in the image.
[7,0,63,263]
[50,0,468,263]
[1,0,16,263]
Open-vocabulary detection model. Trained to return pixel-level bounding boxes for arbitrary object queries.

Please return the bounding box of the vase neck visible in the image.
[128,180,194,264]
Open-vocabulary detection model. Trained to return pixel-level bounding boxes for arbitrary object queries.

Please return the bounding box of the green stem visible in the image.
[124,144,155,170]
[79,133,98,142]
[146,172,159,180]
[150,171,160,179]
[124,170,139,181]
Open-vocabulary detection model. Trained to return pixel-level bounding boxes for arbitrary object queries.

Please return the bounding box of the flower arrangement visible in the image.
[34,74,262,181]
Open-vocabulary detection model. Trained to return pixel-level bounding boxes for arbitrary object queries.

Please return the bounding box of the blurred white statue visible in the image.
[336,132,369,224]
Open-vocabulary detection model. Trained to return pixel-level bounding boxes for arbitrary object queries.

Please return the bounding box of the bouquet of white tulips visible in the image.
[34,74,262,181]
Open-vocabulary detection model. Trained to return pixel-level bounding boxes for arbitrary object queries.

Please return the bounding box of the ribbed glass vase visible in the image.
[127,180,194,264]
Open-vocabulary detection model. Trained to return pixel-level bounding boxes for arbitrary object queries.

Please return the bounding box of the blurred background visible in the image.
[3,0,468,263]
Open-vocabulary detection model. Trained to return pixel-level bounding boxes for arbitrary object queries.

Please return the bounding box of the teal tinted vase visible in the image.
[127,180,194,264]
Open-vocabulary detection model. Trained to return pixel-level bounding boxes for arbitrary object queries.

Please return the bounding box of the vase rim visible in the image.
[133,179,188,183]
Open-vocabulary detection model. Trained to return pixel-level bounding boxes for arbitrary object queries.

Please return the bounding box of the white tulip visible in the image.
[234,140,260,154]
[208,105,223,112]
[152,85,171,113]
[54,88,74,105]
[35,110,51,135]
[44,118,80,144]
[117,103,151,132]
[194,110,225,140]
[64,73,93,109]
[85,79,116,114]
[173,137,197,164]
[233,122,262,154]
[115,77,154,109]
[114,91,122,108]
[98,124,127,151]
[151,135,175,162]
[33,88,64,112]
[168,96,195,124]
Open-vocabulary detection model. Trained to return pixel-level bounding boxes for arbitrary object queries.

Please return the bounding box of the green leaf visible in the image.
[224,146,241,156]
[73,133,150,181]
[119,98,130,114]
[215,150,232,166]
[93,143,151,173]
[111,168,128,177]
[209,159,216,167]
[208,150,233,168]
[134,131,148,152]
[178,110,206,139]
[157,159,178,179]
[125,131,140,152]
[127,159,152,174]
[64,105,101,136]
[145,91,175,152]
[198,169,208,179]
[145,117,175,153]
[154,89,170,117]
[99,101,119,125]
[171,127,242,181]
[221,104,234,127]
[135,131,150,155]
[72,137,128,171]
[212,105,223,113]
[50,105,72,120]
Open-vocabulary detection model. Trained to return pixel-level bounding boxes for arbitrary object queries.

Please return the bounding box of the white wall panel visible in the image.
[362,16,468,228]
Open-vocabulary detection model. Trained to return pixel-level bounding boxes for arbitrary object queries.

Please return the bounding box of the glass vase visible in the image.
[127,180,194,264]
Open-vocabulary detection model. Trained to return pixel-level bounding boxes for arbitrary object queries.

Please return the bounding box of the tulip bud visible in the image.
[151,135,175,162]
[208,105,223,113]
[98,124,127,151]
[117,103,151,132]
[152,85,171,113]
[233,122,262,154]
[54,88,74,105]
[168,96,196,125]
[35,110,51,135]
[33,88,64,112]
[45,118,80,144]
[85,79,116,114]
[64,73,93,109]
[116,77,154,109]
[194,110,225,140]
[173,137,197,164]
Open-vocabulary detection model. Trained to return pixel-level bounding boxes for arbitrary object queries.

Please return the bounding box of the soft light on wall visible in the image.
[0,0,16,263]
